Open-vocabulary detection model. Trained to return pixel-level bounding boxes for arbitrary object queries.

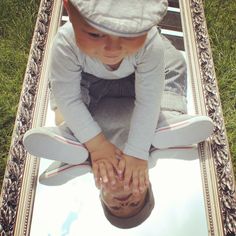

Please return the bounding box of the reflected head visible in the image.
[100,183,154,229]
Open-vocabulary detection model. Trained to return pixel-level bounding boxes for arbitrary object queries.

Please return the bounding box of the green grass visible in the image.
[0,0,41,189]
[0,0,235,191]
[204,0,236,174]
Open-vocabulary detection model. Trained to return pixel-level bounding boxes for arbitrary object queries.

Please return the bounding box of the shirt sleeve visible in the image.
[123,31,165,160]
[49,28,102,143]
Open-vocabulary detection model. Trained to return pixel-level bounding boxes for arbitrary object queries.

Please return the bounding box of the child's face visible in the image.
[64,0,147,66]
[100,180,147,218]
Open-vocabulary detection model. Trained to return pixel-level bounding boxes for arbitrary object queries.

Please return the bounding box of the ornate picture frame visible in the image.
[0,0,235,235]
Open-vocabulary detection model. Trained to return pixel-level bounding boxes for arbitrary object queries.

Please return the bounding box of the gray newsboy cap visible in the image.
[100,184,155,229]
[69,0,168,37]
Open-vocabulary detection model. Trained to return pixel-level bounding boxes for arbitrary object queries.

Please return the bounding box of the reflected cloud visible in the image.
[61,212,79,236]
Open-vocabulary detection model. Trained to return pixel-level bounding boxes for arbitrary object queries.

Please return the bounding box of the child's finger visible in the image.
[132,170,139,194]
[105,162,116,186]
[138,171,146,193]
[92,163,101,188]
[144,169,150,187]
[124,169,132,191]
[117,159,126,179]
[98,162,109,184]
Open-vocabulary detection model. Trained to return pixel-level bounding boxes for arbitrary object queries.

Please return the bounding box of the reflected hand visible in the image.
[118,154,149,194]
[90,139,122,189]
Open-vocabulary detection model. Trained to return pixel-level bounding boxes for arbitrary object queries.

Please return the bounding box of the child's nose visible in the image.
[104,36,122,51]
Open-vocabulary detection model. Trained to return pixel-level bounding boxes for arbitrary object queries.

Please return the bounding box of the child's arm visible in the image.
[117,30,166,193]
[118,154,149,194]
[85,133,122,188]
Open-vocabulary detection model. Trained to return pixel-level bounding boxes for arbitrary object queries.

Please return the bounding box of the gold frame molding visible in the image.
[0,0,235,235]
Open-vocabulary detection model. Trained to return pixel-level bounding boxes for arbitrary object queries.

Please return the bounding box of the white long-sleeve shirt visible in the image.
[49,22,165,160]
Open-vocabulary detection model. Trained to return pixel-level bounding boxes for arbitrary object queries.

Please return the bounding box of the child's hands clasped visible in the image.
[85,133,149,194]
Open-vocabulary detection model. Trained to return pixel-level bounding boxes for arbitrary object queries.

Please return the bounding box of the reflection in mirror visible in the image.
[29,1,209,235]
[31,145,208,235]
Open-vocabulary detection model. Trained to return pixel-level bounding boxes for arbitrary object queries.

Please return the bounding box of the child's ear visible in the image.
[63,0,72,22]
[63,0,69,12]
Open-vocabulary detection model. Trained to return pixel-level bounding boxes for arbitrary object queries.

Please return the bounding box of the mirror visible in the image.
[0,0,235,235]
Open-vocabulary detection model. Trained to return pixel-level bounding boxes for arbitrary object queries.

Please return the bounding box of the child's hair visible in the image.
[99,185,155,229]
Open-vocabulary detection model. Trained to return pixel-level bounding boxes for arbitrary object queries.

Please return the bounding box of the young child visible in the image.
[24,0,213,198]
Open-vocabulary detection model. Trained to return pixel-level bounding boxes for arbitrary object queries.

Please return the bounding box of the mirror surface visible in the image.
[29,4,209,233]
[30,83,209,236]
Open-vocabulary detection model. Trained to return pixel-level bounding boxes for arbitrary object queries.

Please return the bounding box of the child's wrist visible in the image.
[84,133,107,153]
